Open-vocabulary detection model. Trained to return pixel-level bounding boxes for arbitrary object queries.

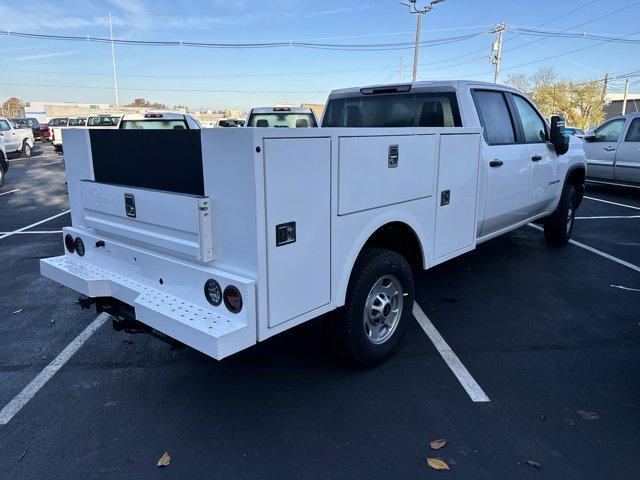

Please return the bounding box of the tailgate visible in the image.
[80,180,213,262]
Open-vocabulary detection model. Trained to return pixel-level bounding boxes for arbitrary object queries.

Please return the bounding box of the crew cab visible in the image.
[246,106,318,128]
[117,112,202,130]
[0,117,35,158]
[12,117,44,140]
[40,81,586,367]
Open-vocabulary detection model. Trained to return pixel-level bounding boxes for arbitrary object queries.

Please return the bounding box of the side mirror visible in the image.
[583,133,595,142]
[550,115,570,155]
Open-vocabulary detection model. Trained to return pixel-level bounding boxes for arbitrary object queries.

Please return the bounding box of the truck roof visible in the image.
[249,107,314,114]
[119,112,189,121]
[327,80,522,98]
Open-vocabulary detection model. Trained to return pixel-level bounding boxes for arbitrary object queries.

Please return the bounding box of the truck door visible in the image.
[614,117,640,183]
[0,119,18,152]
[584,118,626,180]
[509,93,560,213]
[472,90,532,236]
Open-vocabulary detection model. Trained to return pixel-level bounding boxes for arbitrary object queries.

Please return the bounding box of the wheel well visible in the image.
[361,222,424,269]
[566,166,586,207]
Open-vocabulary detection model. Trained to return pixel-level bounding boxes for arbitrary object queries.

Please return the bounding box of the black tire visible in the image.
[54,144,62,153]
[21,140,32,158]
[0,166,5,188]
[337,247,414,368]
[544,184,577,246]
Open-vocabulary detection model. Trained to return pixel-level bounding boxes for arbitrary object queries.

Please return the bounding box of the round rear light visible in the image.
[74,237,85,257]
[64,234,75,253]
[223,285,242,314]
[204,279,222,306]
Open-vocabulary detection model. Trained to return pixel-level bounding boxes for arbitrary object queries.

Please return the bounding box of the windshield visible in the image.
[68,118,86,127]
[120,119,188,130]
[218,119,245,127]
[87,116,118,127]
[49,118,68,127]
[247,113,317,128]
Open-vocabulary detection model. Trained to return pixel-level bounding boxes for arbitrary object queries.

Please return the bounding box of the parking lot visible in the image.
[0,142,639,479]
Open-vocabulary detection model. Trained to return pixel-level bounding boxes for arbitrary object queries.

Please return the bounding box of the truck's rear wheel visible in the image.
[544,184,576,246]
[338,247,414,367]
[21,140,32,158]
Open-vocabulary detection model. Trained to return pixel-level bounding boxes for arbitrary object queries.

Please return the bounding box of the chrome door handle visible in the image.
[603,146,616,152]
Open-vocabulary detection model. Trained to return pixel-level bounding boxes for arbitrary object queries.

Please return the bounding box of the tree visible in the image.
[506,69,605,130]
[125,98,167,109]
[2,97,23,110]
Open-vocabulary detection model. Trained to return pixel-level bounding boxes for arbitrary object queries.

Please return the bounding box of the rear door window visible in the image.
[120,120,188,130]
[593,119,626,142]
[322,91,461,128]
[625,118,640,142]
[471,90,516,144]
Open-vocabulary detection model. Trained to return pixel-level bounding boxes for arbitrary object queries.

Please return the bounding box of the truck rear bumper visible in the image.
[40,228,256,360]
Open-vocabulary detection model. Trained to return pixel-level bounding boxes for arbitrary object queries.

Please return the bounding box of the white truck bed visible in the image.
[43,127,482,359]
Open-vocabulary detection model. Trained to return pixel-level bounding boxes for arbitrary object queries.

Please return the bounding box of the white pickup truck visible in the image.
[0,117,35,158]
[41,81,586,367]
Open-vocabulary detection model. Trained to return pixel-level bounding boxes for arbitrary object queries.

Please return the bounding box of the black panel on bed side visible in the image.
[89,130,204,196]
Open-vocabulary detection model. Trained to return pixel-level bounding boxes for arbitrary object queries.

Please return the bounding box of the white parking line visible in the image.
[41,161,63,166]
[584,196,640,211]
[0,210,70,241]
[412,302,490,403]
[0,313,109,426]
[610,284,640,293]
[0,188,20,197]
[0,230,62,234]
[528,224,640,273]
[576,215,640,220]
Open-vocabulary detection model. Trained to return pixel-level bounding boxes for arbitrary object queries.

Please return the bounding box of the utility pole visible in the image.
[622,77,629,115]
[108,11,119,108]
[399,57,404,82]
[401,0,445,83]
[490,23,506,84]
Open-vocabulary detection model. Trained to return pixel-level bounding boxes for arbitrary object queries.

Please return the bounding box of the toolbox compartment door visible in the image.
[263,137,331,327]
[79,180,213,262]
[433,134,481,262]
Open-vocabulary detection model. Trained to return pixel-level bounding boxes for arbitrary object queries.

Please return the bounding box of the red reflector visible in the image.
[223,286,243,314]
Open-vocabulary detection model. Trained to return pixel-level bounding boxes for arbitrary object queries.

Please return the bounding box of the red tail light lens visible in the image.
[223,286,242,314]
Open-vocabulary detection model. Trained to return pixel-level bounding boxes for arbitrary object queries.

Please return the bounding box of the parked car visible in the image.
[11,117,44,140]
[117,112,202,129]
[246,106,318,128]
[0,117,35,158]
[41,123,51,142]
[41,80,585,367]
[0,142,7,187]
[584,113,640,186]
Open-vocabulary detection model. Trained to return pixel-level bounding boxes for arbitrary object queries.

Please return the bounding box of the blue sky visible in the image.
[1,0,639,110]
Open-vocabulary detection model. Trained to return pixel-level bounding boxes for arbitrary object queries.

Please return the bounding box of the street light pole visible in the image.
[108,11,119,108]
[401,0,445,83]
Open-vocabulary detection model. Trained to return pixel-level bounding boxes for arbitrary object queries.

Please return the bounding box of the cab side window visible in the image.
[593,119,625,142]
[624,118,640,142]
[511,95,548,143]
[472,90,516,144]
[0,120,11,131]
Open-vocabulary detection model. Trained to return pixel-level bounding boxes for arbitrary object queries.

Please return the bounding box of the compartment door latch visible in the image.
[388,145,399,168]
[275,222,296,247]
[124,193,136,218]
[440,190,451,206]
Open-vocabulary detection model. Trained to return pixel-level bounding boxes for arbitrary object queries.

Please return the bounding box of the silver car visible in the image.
[584,113,640,186]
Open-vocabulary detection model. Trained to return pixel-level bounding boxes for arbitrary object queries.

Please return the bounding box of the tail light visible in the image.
[64,234,75,253]
[74,237,85,257]
[204,279,222,306]
[223,286,242,314]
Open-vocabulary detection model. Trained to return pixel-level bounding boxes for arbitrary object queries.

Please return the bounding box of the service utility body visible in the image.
[41,81,587,366]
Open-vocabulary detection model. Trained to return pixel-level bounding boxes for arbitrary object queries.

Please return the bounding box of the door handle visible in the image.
[603,146,616,152]
[531,155,542,162]
[489,160,503,167]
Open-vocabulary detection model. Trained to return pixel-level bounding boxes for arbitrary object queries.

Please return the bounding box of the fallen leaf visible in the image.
[12,309,23,314]
[427,458,450,470]
[157,452,171,467]
[526,460,541,468]
[430,439,447,450]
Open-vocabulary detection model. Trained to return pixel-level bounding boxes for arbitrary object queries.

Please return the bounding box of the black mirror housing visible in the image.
[550,115,570,155]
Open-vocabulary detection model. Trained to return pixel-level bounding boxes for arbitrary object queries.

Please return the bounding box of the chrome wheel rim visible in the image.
[363,275,403,345]
[566,207,573,234]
